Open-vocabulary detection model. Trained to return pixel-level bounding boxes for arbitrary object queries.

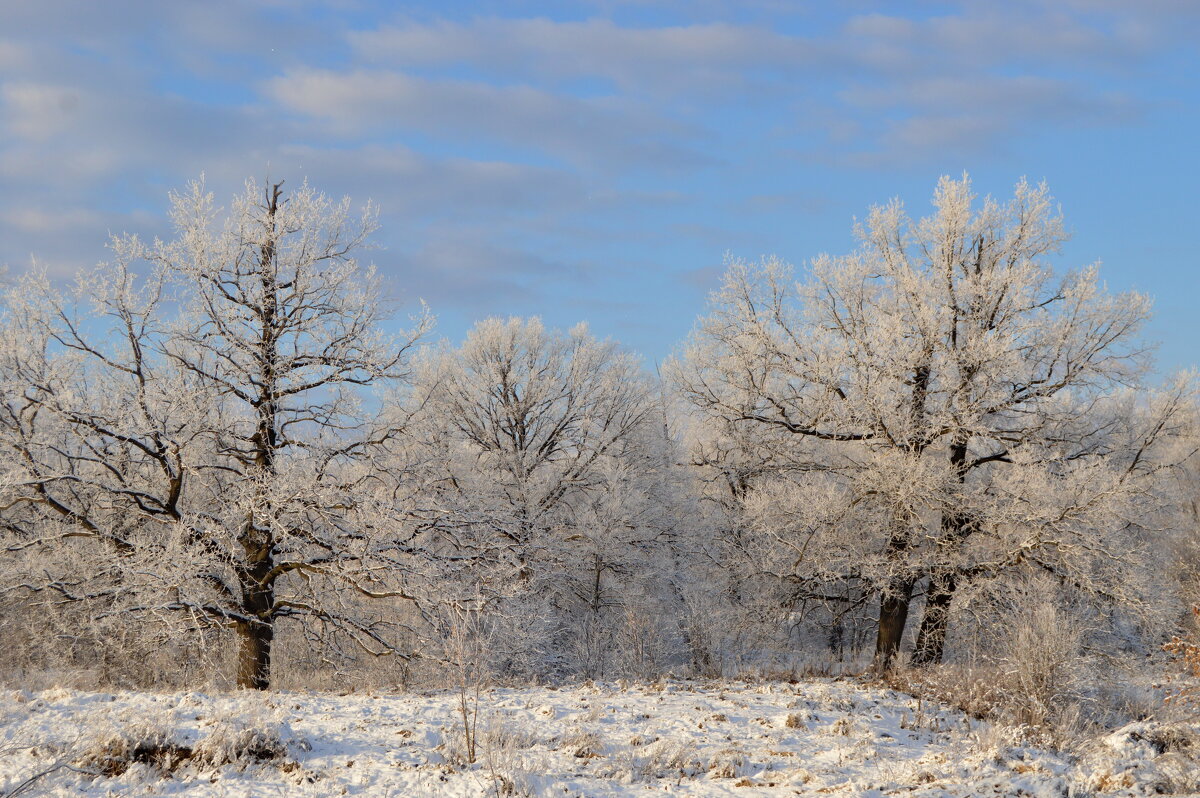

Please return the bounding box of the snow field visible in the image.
[1,679,1197,797]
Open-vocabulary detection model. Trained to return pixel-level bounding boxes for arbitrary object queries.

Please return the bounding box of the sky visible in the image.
[1,0,1197,372]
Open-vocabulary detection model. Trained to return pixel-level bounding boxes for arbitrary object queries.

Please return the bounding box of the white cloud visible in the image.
[271,143,587,219]
[388,229,590,308]
[842,5,1171,71]
[338,8,1163,169]
[264,68,706,169]
[350,18,812,94]
[1,82,83,139]
[0,39,31,70]
[1,206,106,233]
[842,75,1139,123]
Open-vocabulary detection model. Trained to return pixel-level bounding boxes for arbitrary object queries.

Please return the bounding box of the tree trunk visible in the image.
[911,569,956,666]
[909,437,972,667]
[236,616,273,690]
[828,615,845,662]
[234,181,282,692]
[872,358,932,674]
[236,567,275,689]
[874,505,919,673]
[873,574,914,672]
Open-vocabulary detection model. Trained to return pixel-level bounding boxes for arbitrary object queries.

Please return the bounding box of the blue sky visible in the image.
[1,0,1197,372]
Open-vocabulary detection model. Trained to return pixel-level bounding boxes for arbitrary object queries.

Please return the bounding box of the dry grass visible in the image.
[706,747,750,779]
[73,713,295,780]
[75,723,192,777]
[191,720,288,767]
[1164,607,1200,707]
[557,727,603,758]
[881,660,1089,748]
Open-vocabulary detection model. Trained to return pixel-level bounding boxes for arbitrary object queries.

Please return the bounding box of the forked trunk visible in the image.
[872,360,932,673]
[909,438,971,667]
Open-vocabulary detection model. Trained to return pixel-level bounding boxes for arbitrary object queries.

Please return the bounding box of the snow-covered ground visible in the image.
[1,679,1196,797]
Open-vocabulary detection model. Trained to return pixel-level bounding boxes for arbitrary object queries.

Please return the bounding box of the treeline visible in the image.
[0,175,1196,698]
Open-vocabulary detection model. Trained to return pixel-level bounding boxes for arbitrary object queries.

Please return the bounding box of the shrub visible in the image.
[192,720,288,767]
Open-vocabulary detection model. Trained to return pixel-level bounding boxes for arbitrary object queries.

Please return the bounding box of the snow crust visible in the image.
[1,679,1194,796]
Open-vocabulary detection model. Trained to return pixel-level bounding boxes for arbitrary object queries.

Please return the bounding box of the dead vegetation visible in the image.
[71,716,295,781]
[75,724,192,778]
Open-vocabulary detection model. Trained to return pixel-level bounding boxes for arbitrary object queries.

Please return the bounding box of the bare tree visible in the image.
[0,178,431,689]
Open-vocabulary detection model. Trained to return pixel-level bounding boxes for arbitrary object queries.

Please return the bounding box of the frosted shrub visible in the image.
[192,719,288,767]
[602,738,703,782]
[888,598,1094,746]
[441,719,539,769]
[479,722,544,798]
[482,722,541,753]
[999,602,1091,732]
[558,727,603,758]
[706,747,750,779]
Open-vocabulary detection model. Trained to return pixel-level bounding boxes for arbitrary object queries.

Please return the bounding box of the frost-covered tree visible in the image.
[673,400,868,672]
[402,317,674,677]
[673,174,1186,669]
[0,179,430,689]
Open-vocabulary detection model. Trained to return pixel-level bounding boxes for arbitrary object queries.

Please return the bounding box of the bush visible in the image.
[192,720,288,767]
[885,592,1097,747]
